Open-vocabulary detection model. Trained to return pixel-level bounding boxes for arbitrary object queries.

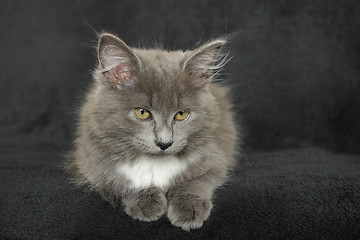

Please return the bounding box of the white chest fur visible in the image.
[116,155,189,190]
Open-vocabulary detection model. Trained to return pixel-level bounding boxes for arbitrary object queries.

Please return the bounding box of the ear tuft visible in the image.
[97,33,141,89]
[183,38,230,86]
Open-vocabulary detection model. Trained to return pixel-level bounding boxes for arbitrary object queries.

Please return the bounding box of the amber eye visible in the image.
[174,110,190,121]
[135,108,151,120]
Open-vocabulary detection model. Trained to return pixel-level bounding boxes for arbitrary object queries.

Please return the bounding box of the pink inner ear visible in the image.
[105,63,134,87]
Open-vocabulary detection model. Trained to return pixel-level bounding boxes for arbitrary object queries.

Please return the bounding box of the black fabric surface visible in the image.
[0,146,359,239]
[1,1,360,239]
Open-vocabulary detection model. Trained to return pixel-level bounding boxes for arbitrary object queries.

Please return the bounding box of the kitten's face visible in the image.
[127,93,200,156]
[124,75,210,156]
[131,107,191,155]
[101,66,213,157]
[95,33,226,157]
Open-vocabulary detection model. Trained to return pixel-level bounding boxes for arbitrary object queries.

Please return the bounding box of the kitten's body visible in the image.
[67,33,239,231]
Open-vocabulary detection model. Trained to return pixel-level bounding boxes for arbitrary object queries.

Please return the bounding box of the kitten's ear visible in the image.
[182,39,228,86]
[97,33,141,88]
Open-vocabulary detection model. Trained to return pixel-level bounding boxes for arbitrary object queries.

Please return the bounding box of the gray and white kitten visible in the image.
[66,33,239,231]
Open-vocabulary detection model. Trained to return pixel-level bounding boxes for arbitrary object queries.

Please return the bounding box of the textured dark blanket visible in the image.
[1,145,359,239]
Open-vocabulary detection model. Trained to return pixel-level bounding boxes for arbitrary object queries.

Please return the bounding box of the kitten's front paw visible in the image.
[123,188,167,222]
[167,196,213,231]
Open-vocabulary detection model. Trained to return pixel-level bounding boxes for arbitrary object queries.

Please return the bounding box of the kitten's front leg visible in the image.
[122,187,167,222]
[167,180,215,231]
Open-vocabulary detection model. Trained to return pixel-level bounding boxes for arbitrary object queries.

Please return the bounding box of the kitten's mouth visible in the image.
[139,142,187,157]
[148,151,170,157]
[146,146,187,158]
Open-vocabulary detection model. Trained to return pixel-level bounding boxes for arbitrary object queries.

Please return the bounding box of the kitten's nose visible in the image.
[155,141,173,151]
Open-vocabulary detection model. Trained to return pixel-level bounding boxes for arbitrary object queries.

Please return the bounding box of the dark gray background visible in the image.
[1,0,359,153]
[1,2,360,239]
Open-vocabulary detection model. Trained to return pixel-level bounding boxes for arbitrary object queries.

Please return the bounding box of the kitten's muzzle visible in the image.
[155,141,173,151]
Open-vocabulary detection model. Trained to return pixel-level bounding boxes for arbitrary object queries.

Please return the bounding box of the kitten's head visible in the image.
[93,33,229,157]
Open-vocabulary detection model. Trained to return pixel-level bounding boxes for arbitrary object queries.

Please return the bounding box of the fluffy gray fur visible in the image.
[66,33,240,231]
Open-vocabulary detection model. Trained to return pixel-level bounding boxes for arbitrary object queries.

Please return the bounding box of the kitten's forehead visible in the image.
[131,48,198,111]
[133,48,187,67]
[133,78,197,112]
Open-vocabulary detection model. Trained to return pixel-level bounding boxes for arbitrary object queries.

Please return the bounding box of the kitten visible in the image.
[66,32,239,231]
